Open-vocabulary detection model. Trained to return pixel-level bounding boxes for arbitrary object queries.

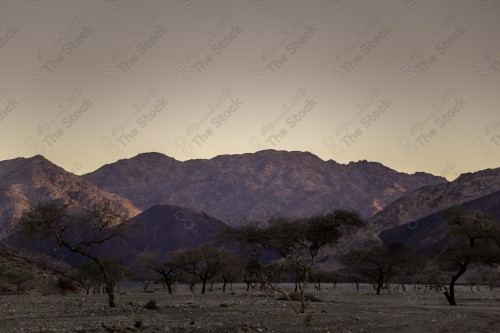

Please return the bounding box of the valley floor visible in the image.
[0,284,499,333]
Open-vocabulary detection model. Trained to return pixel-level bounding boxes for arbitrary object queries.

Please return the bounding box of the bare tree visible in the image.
[169,243,223,294]
[143,251,183,294]
[129,251,161,292]
[17,201,135,307]
[437,207,500,305]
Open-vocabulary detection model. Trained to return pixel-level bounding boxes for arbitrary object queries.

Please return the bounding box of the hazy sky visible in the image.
[1,0,499,179]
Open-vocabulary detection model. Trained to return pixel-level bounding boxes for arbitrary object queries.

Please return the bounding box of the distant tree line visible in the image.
[16,201,500,312]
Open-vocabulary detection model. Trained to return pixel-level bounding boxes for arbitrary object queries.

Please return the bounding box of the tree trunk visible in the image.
[166,280,173,294]
[201,279,207,294]
[106,284,116,308]
[298,270,309,314]
[444,264,467,306]
[376,272,384,295]
[222,280,228,293]
[96,282,101,294]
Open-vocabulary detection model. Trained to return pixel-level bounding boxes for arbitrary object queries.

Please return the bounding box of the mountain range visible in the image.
[82,150,446,225]
[0,150,499,266]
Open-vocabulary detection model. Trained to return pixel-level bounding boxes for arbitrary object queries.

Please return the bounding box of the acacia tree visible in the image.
[341,242,418,295]
[422,269,449,292]
[310,270,327,291]
[349,273,363,292]
[466,266,500,292]
[72,261,101,294]
[6,270,34,294]
[437,207,500,305]
[218,250,245,292]
[310,270,342,291]
[225,210,365,314]
[17,201,134,307]
[268,211,365,313]
[142,251,183,294]
[175,271,198,292]
[170,243,223,294]
[222,222,269,290]
[99,258,130,294]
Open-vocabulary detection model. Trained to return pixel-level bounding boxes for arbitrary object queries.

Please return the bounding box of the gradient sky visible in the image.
[0,0,499,179]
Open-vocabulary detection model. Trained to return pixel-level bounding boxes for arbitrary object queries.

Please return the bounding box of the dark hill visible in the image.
[5,205,228,265]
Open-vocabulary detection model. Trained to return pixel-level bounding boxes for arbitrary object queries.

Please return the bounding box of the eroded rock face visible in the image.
[0,155,141,238]
[83,150,446,225]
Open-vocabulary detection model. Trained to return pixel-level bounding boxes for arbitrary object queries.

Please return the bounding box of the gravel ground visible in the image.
[0,284,499,333]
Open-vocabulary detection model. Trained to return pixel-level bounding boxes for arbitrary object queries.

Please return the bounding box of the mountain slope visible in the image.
[379,189,500,256]
[0,155,141,238]
[83,150,446,225]
[370,167,500,231]
[0,243,75,294]
[102,204,228,263]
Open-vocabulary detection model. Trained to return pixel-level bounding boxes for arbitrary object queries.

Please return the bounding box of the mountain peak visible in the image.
[0,155,142,238]
[134,152,173,159]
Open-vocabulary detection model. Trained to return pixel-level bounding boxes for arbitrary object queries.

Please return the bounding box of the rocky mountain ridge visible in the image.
[369,167,500,231]
[82,150,447,225]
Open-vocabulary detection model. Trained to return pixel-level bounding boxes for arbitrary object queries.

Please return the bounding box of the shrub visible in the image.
[134,320,143,328]
[143,300,159,310]
[57,278,80,293]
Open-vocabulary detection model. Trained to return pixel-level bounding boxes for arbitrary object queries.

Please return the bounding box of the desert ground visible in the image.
[0,283,499,333]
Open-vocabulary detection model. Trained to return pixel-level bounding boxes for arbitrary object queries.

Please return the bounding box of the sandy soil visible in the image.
[0,283,499,333]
